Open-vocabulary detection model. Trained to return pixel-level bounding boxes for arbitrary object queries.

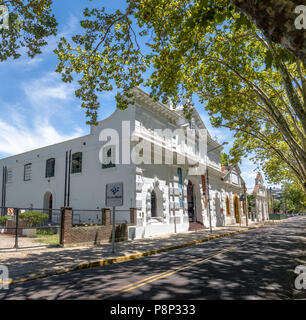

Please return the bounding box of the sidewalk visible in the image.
[0,220,281,284]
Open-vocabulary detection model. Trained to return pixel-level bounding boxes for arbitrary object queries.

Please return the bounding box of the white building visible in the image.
[251,172,269,221]
[0,88,248,238]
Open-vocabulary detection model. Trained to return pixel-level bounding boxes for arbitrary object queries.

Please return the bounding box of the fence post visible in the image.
[60,207,73,247]
[13,208,19,249]
[130,208,137,225]
[102,208,111,226]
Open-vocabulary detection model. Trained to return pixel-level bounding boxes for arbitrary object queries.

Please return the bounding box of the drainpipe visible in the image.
[2,166,7,216]
[1,166,5,216]
[206,167,212,234]
[64,151,68,207]
[67,150,71,206]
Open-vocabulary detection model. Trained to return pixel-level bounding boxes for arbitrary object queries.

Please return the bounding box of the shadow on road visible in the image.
[1,217,305,300]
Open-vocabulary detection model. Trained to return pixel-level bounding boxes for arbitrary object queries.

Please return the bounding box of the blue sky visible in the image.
[0,0,267,191]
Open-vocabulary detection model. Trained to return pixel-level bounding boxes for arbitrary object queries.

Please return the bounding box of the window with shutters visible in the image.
[102,145,116,169]
[45,158,55,178]
[24,163,32,181]
[71,152,82,174]
[6,169,12,183]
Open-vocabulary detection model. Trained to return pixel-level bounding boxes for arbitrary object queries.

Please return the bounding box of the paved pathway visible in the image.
[0,234,49,250]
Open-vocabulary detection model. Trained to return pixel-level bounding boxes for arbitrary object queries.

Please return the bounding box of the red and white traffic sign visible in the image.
[7,208,14,216]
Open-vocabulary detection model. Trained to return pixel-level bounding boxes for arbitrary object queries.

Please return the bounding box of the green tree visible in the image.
[220,152,237,167]
[282,182,306,212]
[0,0,57,61]
[272,200,281,213]
[1,1,304,63]
[247,194,255,214]
[54,0,306,192]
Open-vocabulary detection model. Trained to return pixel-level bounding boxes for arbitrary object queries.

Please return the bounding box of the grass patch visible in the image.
[34,233,60,246]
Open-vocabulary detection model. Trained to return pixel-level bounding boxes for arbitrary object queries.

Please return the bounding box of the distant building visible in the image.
[269,188,282,202]
[221,164,246,225]
[251,173,269,221]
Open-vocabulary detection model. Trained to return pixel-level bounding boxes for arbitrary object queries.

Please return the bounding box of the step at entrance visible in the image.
[188,221,205,231]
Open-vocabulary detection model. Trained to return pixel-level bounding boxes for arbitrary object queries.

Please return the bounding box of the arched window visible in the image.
[102,145,116,169]
[226,196,231,216]
[107,148,112,157]
[151,190,156,217]
[45,158,55,178]
[233,194,240,223]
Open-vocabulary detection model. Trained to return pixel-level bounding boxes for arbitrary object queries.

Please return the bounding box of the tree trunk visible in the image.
[232,0,306,64]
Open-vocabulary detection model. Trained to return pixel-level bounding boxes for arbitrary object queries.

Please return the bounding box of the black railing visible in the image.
[0,207,61,250]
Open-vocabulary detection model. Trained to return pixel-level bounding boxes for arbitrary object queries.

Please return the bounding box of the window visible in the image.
[6,169,12,184]
[71,152,82,174]
[107,148,112,158]
[177,168,183,208]
[102,146,116,169]
[24,163,32,181]
[226,196,231,216]
[151,190,156,217]
[45,158,55,178]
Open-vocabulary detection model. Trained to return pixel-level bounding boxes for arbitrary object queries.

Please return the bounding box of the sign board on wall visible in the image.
[7,208,14,216]
[106,183,124,207]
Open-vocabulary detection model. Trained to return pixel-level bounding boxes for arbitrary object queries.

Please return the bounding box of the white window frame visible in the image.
[24,163,32,181]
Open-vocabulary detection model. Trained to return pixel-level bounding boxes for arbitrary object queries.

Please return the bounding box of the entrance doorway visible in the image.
[187,180,196,222]
[151,190,156,217]
[150,187,163,219]
[43,192,53,221]
[233,194,240,223]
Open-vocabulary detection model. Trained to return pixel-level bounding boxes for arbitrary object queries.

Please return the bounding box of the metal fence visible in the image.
[72,209,130,227]
[0,207,61,250]
[0,207,134,250]
[269,213,288,220]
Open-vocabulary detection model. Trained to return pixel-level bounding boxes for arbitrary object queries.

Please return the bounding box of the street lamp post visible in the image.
[206,166,212,234]
[243,182,248,227]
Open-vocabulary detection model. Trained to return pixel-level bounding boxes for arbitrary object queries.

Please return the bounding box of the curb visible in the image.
[6,223,271,285]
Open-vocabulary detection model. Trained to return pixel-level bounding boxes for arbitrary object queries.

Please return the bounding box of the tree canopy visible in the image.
[54,0,306,191]
[1,1,305,191]
[282,182,306,213]
[0,0,57,61]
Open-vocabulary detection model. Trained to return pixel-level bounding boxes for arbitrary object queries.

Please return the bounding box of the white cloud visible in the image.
[23,72,74,103]
[20,71,78,121]
[0,117,84,156]
[0,71,84,157]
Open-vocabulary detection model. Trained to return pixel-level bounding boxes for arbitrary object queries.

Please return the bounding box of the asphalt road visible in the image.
[1,216,305,300]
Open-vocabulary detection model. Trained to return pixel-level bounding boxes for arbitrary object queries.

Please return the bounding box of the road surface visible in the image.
[1,216,305,300]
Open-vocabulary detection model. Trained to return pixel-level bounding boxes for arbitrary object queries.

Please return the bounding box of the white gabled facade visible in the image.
[251,172,269,221]
[0,87,249,238]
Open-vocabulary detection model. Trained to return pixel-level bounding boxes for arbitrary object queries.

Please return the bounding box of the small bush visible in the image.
[0,216,9,226]
[19,211,48,227]
[37,228,57,235]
